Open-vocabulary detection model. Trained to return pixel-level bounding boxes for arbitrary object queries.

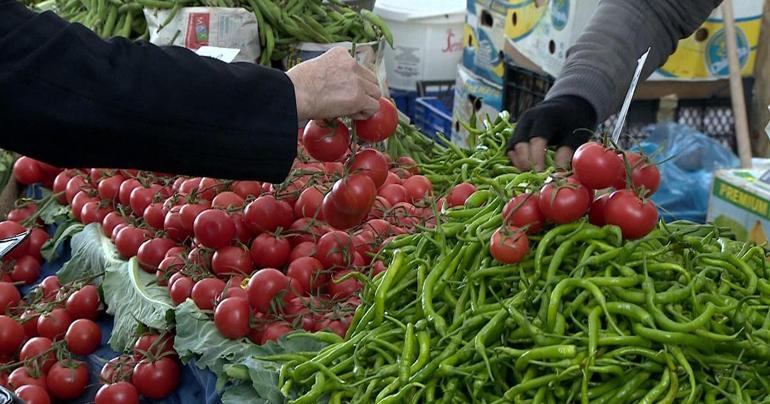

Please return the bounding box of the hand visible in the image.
[286,47,381,122]
[506,95,597,171]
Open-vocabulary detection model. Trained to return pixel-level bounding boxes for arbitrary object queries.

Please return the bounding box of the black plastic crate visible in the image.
[502,62,554,122]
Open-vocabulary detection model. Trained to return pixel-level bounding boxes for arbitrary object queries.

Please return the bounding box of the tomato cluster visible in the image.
[489,143,661,264]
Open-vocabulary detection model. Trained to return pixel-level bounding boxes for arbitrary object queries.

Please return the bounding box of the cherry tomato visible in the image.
[7,203,37,223]
[247,268,289,314]
[10,256,41,285]
[0,221,30,259]
[0,315,25,357]
[250,233,291,269]
[14,385,51,404]
[294,187,325,219]
[168,276,194,306]
[302,119,350,162]
[52,171,73,204]
[97,174,125,202]
[316,231,353,269]
[446,182,477,207]
[489,226,529,264]
[95,382,139,404]
[402,175,433,203]
[197,178,224,201]
[260,321,293,344]
[289,242,316,262]
[193,210,235,250]
[100,355,135,383]
[137,238,177,273]
[243,195,294,234]
[214,297,250,340]
[571,142,624,190]
[211,192,245,210]
[502,193,545,234]
[102,212,128,238]
[615,152,661,197]
[133,333,175,360]
[36,308,72,340]
[353,98,398,143]
[538,178,591,224]
[13,157,44,185]
[190,278,227,311]
[286,257,327,295]
[132,357,180,400]
[327,270,362,299]
[47,360,89,400]
[588,194,610,227]
[350,149,389,188]
[603,190,659,239]
[231,181,262,199]
[26,228,50,262]
[212,246,253,277]
[114,226,149,259]
[65,176,89,205]
[378,184,409,206]
[142,203,167,230]
[66,284,100,320]
[129,184,163,217]
[397,156,419,175]
[20,337,55,373]
[39,276,60,300]
[64,319,101,355]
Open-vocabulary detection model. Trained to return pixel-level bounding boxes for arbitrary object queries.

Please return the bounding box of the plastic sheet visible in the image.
[632,123,740,223]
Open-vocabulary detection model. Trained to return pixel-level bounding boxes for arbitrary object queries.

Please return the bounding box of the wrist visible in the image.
[286,70,311,122]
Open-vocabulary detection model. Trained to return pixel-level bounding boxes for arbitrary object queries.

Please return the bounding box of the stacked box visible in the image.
[707,170,770,243]
[471,0,510,85]
[451,65,503,148]
[463,0,479,72]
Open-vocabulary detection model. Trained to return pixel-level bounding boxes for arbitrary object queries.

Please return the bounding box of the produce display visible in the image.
[36,0,390,65]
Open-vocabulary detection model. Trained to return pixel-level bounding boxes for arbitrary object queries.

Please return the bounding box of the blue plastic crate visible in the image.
[414,97,452,141]
[390,89,418,119]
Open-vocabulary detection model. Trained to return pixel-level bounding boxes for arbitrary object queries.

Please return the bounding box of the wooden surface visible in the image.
[722,0,753,168]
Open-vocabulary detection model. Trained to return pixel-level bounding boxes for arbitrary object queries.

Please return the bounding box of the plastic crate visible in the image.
[415,97,452,140]
[503,61,554,121]
[390,89,418,119]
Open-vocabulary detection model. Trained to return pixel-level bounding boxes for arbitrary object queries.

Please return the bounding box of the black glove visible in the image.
[506,95,598,153]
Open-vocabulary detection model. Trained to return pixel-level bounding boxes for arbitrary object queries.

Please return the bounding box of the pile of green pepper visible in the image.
[262,113,770,403]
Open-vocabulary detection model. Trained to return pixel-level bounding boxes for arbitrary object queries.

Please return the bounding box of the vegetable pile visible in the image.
[38,0,390,65]
[259,113,770,403]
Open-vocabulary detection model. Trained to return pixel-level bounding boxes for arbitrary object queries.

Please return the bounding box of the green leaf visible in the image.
[37,197,71,225]
[42,221,84,263]
[221,382,272,404]
[103,254,174,352]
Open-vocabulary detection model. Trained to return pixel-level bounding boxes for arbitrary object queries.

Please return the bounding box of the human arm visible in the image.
[507,0,721,171]
[0,1,379,182]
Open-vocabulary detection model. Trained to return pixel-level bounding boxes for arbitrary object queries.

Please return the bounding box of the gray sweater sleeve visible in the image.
[546,0,722,121]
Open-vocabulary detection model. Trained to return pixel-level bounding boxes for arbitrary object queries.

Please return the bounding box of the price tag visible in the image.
[195,46,241,63]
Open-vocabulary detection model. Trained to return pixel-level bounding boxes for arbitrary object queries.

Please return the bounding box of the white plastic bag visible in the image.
[144,7,260,63]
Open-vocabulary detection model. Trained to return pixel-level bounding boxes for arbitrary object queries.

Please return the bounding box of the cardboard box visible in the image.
[451,65,503,147]
[504,0,764,81]
[473,0,510,85]
[707,169,770,243]
[463,0,479,73]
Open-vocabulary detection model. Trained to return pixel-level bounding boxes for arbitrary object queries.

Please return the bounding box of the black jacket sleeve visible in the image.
[0,1,298,182]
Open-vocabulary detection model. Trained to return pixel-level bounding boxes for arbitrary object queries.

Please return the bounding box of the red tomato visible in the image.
[211,192,245,210]
[615,152,661,197]
[250,234,291,269]
[20,337,55,373]
[178,178,201,196]
[402,175,432,203]
[66,284,100,320]
[136,238,177,273]
[588,194,610,226]
[197,177,224,201]
[571,142,624,190]
[212,246,253,277]
[100,356,136,383]
[289,242,316,261]
[222,286,248,301]
[260,321,293,344]
[243,195,294,234]
[446,182,477,207]
[489,226,529,264]
[193,210,235,250]
[214,297,250,340]
[502,193,545,234]
[247,269,289,314]
[353,98,398,143]
[179,203,209,234]
[133,334,175,359]
[117,178,141,206]
[231,181,262,199]
[79,201,111,226]
[129,184,162,216]
[316,231,353,269]
[114,227,149,259]
[604,190,659,239]
[287,218,327,246]
[191,278,227,310]
[294,187,325,219]
[7,203,37,223]
[165,246,187,258]
[95,382,139,404]
[317,319,348,338]
[0,315,25,356]
[52,171,73,204]
[321,195,364,230]
[396,156,419,175]
[8,367,46,390]
[39,276,60,300]
[132,358,180,400]
[64,319,101,355]
[65,176,89,205]
[36,308,72,340]
[10,256,41,285]
[71,191,96,221]
[231,213,253,244]
[380,171,401,189]
[538,178,591,224]
[302,119,350,162]
[97,174,125,202]
[163,211,188,242]
[378,184,409,206]
[286,257,327,295]
[18,310,39,339]
[13,157,44,185]
[102,212,127,238]
[327,270,362,299]
[350,149,389,188]
[327,174,377,216]
[187,247,212,270]
[47,360,89,400]
[0,221,30,260]
[15,385,51,404]
[26,228,49,262]
[142,203,167,230]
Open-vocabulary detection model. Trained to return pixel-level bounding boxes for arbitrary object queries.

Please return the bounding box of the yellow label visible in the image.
[464,23,478,50]
[658,16,760,78]
[504,0,547,41]
[716,178,770,219]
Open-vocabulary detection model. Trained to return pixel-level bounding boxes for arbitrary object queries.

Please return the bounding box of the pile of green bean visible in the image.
[254,113,770,403]
[36,0,390,65]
